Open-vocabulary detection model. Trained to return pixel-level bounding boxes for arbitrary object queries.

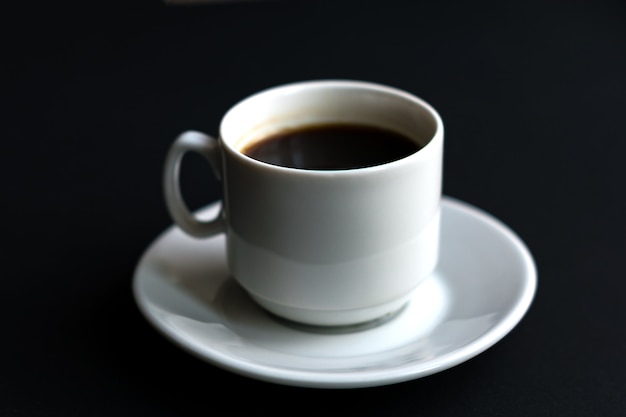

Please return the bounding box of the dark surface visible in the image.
[3,0,626,415]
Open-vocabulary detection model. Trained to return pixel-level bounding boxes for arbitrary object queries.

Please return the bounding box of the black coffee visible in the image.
[241,123,421,170]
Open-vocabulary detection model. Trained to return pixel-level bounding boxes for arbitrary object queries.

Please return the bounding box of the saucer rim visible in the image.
[133,196,537,388]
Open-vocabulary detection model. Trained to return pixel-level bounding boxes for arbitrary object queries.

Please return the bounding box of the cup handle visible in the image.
[163,130,225,238]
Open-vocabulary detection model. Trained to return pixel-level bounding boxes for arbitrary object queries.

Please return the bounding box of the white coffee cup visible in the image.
[163,80,443,326]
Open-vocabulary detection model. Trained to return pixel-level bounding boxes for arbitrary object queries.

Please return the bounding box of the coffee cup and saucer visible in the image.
[133,81,536,388]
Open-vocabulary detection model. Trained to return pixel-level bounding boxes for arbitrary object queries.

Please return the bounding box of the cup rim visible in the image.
[219,79,444,175]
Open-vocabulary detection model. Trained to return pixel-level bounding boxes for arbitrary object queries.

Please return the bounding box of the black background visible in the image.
[3,0,626,415]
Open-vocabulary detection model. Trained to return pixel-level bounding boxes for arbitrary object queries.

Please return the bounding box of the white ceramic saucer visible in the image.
[133,197,536,388]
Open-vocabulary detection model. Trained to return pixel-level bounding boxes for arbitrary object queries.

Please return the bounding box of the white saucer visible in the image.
[133,197,536,388]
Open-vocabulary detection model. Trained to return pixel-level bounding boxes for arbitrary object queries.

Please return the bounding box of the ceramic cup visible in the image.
[163,80,444,326]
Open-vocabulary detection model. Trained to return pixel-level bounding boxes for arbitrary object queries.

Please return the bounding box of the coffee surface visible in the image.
[241,123,421,170]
